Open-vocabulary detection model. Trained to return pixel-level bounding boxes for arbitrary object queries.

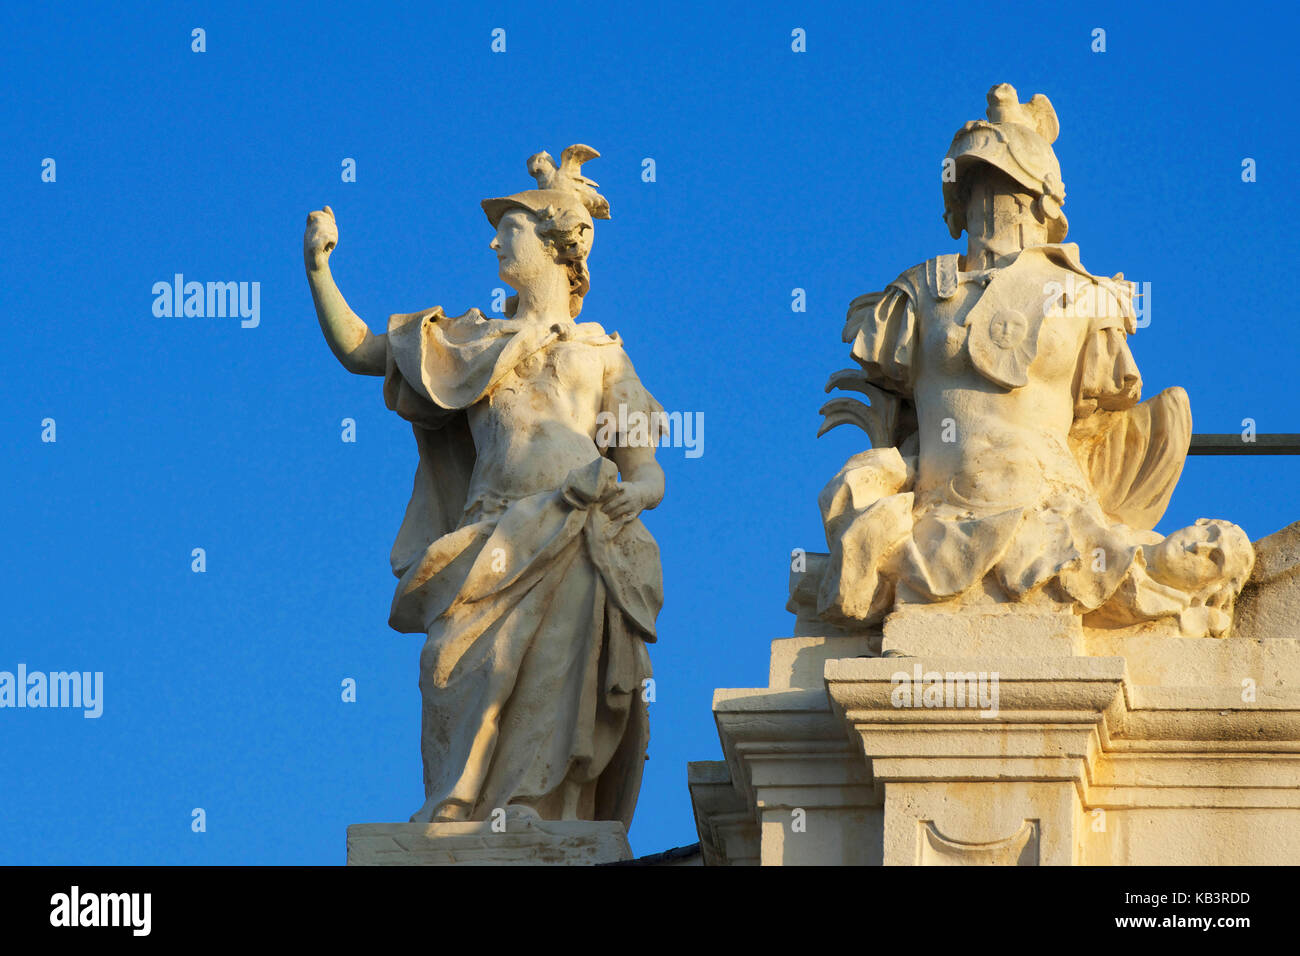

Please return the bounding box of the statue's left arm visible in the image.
[605,443,665,521]
[1069,276,1191,530]
[599,345,665,522]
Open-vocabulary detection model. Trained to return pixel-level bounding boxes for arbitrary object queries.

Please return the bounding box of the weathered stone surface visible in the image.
[1234,520,1300,641]
[687,762,760,867]
[806,83,1253,642]
[692,563,1300,864]
[826,646,1300,865]
[310,146,664,832]
[882,606,1083,657]
[769,636,873,689]
[691,81,1300,866]
[346,820,632,866]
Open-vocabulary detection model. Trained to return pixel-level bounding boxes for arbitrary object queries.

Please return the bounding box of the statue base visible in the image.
[346,820,632,866]
[690,597,1300,865]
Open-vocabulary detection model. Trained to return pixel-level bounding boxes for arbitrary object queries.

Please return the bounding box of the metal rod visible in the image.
[1188,434,1300,455]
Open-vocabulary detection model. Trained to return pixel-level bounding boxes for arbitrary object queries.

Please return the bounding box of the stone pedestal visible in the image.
[346,820,632,866]
[691,600,1300,865]
[688,634,880,866]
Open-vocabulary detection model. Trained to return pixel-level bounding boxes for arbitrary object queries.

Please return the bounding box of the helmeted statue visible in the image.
[813,84,1253,639]
[304,146,664,827]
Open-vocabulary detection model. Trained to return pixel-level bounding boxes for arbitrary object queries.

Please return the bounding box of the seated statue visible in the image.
[304,146,665,826]
[814,84,1253,639]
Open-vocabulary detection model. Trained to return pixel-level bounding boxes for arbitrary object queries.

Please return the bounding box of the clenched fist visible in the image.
[304,206,338,272]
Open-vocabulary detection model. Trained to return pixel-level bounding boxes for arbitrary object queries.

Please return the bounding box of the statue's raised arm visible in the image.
[305,205,387,376]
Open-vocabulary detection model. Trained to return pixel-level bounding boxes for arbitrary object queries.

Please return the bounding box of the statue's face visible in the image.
[490,209,557,288]
[964,167,1040,246]
[1148,520,1234,590]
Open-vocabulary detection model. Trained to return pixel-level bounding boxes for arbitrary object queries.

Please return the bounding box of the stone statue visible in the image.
[305,146,664,828]
[813,84,1253,639]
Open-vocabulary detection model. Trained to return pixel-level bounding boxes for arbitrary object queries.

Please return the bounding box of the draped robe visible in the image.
[379,306,663,825]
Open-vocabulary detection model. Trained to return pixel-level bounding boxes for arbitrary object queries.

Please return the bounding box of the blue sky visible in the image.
[2,0,1298,863]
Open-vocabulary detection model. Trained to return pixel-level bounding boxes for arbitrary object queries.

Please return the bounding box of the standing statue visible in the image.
[814,84,1253,639]
[305,146,665,827]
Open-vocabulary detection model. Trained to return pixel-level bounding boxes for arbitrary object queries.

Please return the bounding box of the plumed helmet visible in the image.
[482,189,597,258]
[480,146,612,317]
[481,144,611,261]
[482,189,596,231]
[943,84,1068,243]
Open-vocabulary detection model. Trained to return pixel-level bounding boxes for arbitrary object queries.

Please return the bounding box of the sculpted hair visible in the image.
[502,206,593,320]
[536,206,592,318]
[1192,520,1256,638]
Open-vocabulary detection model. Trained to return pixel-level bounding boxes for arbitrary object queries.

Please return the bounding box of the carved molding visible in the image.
[918,820,1039,866]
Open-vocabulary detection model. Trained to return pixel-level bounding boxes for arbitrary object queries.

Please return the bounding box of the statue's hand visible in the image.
[304,205,338,272]
[601,482,651,522]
